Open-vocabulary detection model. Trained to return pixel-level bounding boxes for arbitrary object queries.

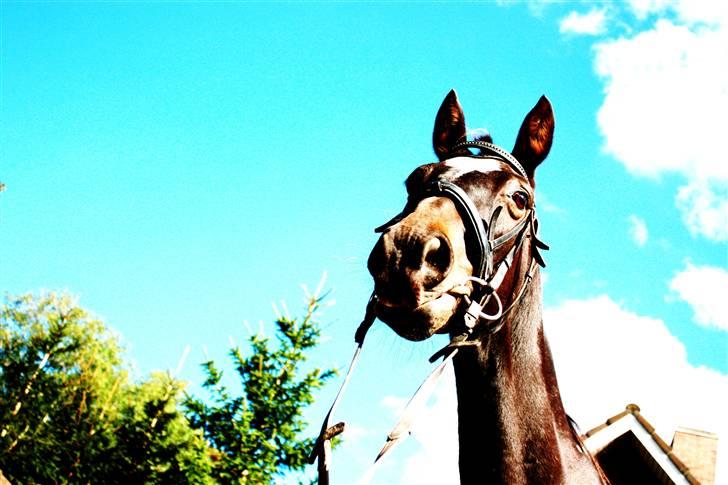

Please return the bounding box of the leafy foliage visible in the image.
[0,290,335,484]
[111,372,213,484]
[0,293,211,483]
[184,294,337,483]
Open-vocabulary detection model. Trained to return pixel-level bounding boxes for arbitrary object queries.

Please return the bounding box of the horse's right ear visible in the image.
[433,90,467,161]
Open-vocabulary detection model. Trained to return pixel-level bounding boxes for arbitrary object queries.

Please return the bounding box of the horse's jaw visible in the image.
[374,291,464,341]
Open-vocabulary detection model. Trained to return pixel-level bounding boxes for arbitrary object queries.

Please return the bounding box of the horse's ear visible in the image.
[433,89,467,161]
[512,95,555,178]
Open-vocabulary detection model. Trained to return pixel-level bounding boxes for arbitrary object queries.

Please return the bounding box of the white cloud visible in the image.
[595,20,728,182]
[676,181,728,241]
[345,423,374,443]
[380,395,407,417]
[670,262,728,331]
[398,367,459,485]
[369,296,728,484]
[545,296,728,484]
[627,214,649,247]
[536,191,564,214]
[362,365,459,485]
[626,0,674,19]
[560,8,608,35]
[592,1,728,241]
[626,0,728,27]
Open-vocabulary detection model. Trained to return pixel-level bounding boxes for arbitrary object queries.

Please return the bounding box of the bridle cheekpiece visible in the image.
[413,141,549,358]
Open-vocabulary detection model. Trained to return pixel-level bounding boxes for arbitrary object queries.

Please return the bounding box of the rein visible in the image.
[309,142,549,484]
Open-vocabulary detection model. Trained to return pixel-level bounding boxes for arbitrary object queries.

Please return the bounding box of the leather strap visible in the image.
[309,294,377,485]
[450,140,529,179]
[421,180,490,279]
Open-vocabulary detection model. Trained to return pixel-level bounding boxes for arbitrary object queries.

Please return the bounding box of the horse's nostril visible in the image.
[367,237,387,277]
[368,230,454,299]
[422,236,452,285]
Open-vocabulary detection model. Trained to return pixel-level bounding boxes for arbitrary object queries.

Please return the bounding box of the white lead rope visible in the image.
[376,348,458,461]
[310,293,459,485]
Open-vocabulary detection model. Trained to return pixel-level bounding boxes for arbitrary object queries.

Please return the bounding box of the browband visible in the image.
[450,140,529,179]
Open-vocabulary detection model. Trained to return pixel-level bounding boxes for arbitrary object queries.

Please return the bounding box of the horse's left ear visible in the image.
[512,95,555,178]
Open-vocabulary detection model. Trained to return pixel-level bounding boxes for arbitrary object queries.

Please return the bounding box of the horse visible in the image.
[366,90,609,484]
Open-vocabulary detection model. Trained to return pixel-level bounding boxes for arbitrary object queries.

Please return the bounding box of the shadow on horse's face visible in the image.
[367,90,554,341]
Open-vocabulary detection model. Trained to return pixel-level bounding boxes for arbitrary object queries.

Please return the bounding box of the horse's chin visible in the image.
[375,293,461,341]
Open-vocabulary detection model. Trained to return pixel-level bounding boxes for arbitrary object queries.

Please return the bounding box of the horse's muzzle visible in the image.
[366,196,473,341]
[368,228,453,308]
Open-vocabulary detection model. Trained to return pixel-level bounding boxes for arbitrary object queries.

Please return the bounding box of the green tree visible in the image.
[0,293,123,482]
[184,293,337,484]
[110,372,213,484]
[0,293,211,483]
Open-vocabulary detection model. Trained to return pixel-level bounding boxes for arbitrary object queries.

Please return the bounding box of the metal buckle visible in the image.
[464,300,483,329]
[479,291,503,322]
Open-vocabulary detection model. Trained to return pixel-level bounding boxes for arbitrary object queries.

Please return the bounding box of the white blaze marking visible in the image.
[443,156,507,178]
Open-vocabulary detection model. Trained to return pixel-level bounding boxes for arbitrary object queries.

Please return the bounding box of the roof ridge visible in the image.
[582,403,701,485]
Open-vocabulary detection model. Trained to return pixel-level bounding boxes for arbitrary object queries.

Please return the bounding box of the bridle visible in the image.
[376,140,548,352]
[310,141,549,484]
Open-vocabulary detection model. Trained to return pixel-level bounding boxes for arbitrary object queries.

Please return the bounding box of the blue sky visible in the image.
[2,2,727,484]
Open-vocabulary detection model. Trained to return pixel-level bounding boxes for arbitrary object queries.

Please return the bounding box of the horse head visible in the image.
[367,90,554,341]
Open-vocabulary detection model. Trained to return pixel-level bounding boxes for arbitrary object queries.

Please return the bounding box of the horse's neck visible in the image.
[452,272,600,484]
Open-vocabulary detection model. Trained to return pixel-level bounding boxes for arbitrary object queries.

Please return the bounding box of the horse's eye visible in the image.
[512,191,529,210]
